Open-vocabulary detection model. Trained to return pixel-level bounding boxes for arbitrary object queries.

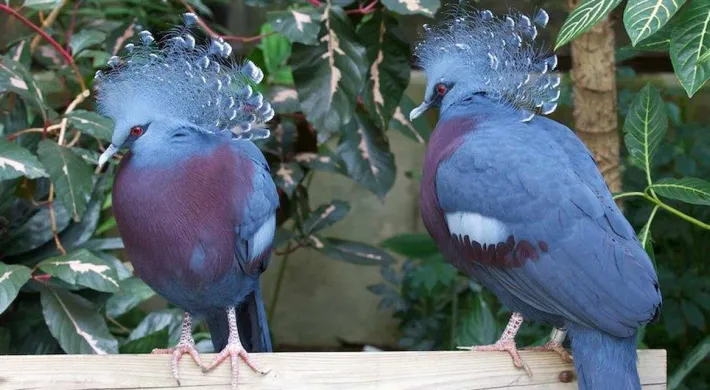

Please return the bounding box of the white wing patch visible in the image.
[250,215,276,261]
[445,212,509,245]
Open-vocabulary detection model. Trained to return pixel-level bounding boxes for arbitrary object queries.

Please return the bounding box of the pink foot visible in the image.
[151,312,203,385]
[152,342,204,385]
[202,307,270,389]
[524,340,574,363]
[458,339,532,377]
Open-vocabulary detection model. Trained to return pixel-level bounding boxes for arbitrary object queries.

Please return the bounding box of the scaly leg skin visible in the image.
[457,312,532,377]
[151,312,204,385]
[202,307,270,389]
[524,327,574,363]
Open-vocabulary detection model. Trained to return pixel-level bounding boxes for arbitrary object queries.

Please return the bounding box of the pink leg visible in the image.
[202,307,269,389]
[524,327,573,362]
[151,312,204,385]
[458,312,532,376]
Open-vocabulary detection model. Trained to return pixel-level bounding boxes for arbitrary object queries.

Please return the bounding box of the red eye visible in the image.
[436,83,448,96]
[130,126,143,137]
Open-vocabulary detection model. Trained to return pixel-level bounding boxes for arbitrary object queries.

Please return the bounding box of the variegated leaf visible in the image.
[106,277,156,318]
[381,0,439,16]
[291,3,366,136]
[388,95,430,143]
[37,140,93,221]
[38,249,120,293]
[556,0,623,49]
[65,110,114,141]
[337,109,396,198]
[268,87,301,114]
[273,162,305,197]
[0,139,48,180]
[315,237,396,265]
[670,0,710,97]
[302,200,350,234]
[268,8,321,45]
[0,56,48,117]
[624,0,686,45]
[359,11,410,130]
[0,263,32,315]
[40,285,118,354]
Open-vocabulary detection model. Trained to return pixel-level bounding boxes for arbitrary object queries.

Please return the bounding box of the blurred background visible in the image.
[1,0,709,389]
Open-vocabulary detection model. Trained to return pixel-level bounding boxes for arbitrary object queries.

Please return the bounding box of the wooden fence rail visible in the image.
[0,350,666,389]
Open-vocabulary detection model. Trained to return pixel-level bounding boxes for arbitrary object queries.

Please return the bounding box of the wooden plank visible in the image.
[0,350,666,389]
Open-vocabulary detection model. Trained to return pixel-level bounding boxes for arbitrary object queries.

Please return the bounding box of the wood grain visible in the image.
[0,350,666,389]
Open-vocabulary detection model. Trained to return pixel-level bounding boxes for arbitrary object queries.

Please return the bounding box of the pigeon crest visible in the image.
[414,7,560,122]
[93,13,273,140]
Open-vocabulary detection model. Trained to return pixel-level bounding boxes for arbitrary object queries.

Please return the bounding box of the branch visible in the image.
[47,184,67,256]
[0,4,86,91]
[306,0,322,6]
[345,0,378,14]
[29,0,69,54]
[180,0,274,43]
[58,89,91,146]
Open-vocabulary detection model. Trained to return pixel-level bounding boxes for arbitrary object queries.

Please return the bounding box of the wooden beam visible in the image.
[0,350,666,389]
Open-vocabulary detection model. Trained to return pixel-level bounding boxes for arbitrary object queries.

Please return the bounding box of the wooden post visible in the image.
[0,350,666,389]
[567,0,622,193]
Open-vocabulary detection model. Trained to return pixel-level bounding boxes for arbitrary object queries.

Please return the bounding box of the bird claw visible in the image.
[523,340,574,363]
[202,340,269,389]
[458,339,533,377]
[151,342,204,385]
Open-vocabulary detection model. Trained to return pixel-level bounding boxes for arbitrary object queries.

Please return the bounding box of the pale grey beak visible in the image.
[409,101,431,121]
[97,144,119,168]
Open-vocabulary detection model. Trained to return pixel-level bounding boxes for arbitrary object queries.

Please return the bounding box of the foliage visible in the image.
[0,0,446,355]
[557,0,710,98]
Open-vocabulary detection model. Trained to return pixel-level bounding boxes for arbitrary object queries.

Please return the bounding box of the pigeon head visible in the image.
[94,13,273,167]
[410,7,561,122]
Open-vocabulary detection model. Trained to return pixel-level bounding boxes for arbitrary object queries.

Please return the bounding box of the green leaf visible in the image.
[268,87,300,114]
[38,249,120,293]
[635,21,673,50]
[119,328,169,354]
[652,177,710,205]
[37,140,93,221]
[381,0,439,16]
[663,299,686,338]
[0,139,48,180]
[185,0,214,17]
[380,233,439,259]
[69,30,107,55]
[637,208,657,268]
[272,162,305,197]
[337,110,396,198]
[129,309,183,346]
[302,200,350,234]
[313,236,395,265]
[0,56,48,118]
[290,5,367,136]
[268,8,321,45]
[260,23,292,78]
[670,0,710,97]
[106,277,156,318]
[681,299,705,330]
[668,335,710,389]
[1,203,70,256]
[39,285,118,354]
[358,11,411,130]
[455,295,498,346]
[556,0,623,50]
[0,263,32,315]
[23,0,62,10]
[623,84,667,178]
[407,256,457,292]
[65,110,114,141]
[294,148,346,175]
[388,95,431,143]
[624,0,686,45]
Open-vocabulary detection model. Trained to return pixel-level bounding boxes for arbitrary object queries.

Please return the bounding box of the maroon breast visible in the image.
[112,144,254,291]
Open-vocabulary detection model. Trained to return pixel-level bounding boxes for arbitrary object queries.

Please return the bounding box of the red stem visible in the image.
[346,0,379,14]
[181,0,274,43]
[0,4,86,90]
[306,0,322,6]
[64,1,81,52]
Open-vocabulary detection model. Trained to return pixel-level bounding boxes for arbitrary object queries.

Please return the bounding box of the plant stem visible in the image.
[306,0,322,6]
[180,0,275,43]
[613,191,646,200]
[58,89,90,146]
[644,194,710,230]
[268,243,292,323]
[0,4,86,91]
[48,184,67,255]
[450,283,458,349]
[29,0,69,54]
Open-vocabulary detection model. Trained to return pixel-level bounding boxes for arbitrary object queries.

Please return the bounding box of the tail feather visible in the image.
[207,287,272,352]
[568,323,640,390]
